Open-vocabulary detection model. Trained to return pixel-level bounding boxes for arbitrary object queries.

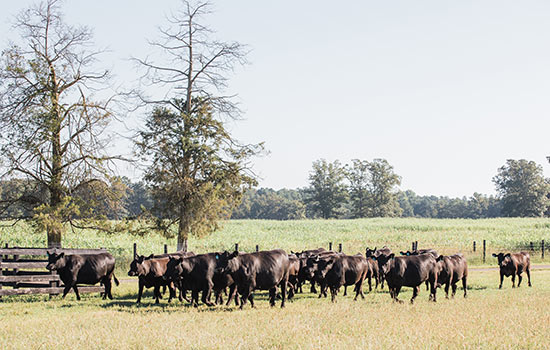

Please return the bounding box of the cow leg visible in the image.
[499,272,504,289]
[462,276,468,298]
[368,275,372,292]
[330,287,338,303]
[202,284,215,307]
[511,274,516,288]
[136,280,144,303]
[193,289,201,307]
[62,284,72,299]
[526,267,532,287]
[517,273,522,288]
[226,284,238,306]
[381,278,385,290]
[451,283,457,298]
[430,279,437,302]
[154,285,161,304]
[355,282,365,300]
[72,285,81,301]
[411,285,419,304]
[343,285,347,296]
[310,281,317,294]
[425,280,429,291]
[104,279,112,300]
[269,287,276,307]
[393,286,403,303]
[280,278,287,308]
[444,282,450,299]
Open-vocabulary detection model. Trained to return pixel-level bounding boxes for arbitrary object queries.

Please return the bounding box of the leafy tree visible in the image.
[231,188,305,220]
[345,159,370,218]
[493,159,550,217]
[305,159,347,219]
[365,159,402,217]
[0,0,123,247]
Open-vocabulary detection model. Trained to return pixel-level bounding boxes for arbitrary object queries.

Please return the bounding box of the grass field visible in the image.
[2,218,550,349]
[1,268,549,349]
[2,218,550,267]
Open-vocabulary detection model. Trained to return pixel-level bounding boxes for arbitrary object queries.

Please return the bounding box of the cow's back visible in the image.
[246,249,289,289]
[389,255,436,288]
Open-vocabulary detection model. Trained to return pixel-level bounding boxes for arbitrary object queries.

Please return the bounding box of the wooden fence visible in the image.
[0,245,108,297]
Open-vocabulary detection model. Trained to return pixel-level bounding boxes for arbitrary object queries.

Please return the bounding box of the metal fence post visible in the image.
[483,240,486,263]
[255,245,259,252]
[542,240,545,260]
[473,241,476,252]
[329,242,333,251]
[338,243,342,253]
[530,242,534,251]
[235,243,239,252]
[164,244,168,254]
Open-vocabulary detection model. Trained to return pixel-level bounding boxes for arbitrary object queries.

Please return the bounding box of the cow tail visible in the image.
[113,274,120,286]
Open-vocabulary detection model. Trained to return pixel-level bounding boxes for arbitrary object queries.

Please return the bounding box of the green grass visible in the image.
[1,269,549,349]
[2,218,550,268]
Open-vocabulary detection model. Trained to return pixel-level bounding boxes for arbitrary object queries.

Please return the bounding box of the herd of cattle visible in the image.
[44,247,533,308]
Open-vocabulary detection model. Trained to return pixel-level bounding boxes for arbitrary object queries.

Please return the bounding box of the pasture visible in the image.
[1,269,549,349]
[2,218,550,268]
[2,218,550,349]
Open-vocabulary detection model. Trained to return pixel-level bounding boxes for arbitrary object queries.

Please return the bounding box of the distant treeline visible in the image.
[2,157,548,221]
[231,188,502,220]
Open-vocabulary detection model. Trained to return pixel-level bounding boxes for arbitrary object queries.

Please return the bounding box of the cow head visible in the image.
[365,247,377,258]
[492,253,512,268]
[46,251,67,271]
[215,250,239,274]
[164,256,185,280]
[372,253,394,276]
[302,256,322,280]
[128,254,152,277]
[400,251,413,256]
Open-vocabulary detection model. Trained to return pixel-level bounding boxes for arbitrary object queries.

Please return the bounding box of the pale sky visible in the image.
[2,0,550,197]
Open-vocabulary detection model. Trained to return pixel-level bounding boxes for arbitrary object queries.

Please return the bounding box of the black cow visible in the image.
[435,254,468,298]
[366,247,393,289]
[128,251,195,304]
[492,252,532,289]
[302,251,341,298]
[287,254,301,299]
[46,251,119,300]
[373,253,438,304]
[212,270,239,306]
[293,248,328,294]
[399,249,438,290]
[215,249,290,309]
[315,254,369,302]
[164,253,218,307]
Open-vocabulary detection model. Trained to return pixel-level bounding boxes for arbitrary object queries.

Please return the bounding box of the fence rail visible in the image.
[0,245,108,297]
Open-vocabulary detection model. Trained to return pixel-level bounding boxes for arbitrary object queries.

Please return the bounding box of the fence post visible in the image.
[255,245,259,252]
[530,242,534,251]
[542,240,545,260]
[411,242,415,251]
[415,241,418,250]
[235,243,239,252]
[164,244,168,254]
[329,242,333,251]
[473,241,476,252]
[483,240,486,263]
[133,243,137,258]
[338,243,342,253]
[13,253,19,289]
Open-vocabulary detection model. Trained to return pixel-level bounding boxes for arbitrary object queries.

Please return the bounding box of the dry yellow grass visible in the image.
[1,268,549,349]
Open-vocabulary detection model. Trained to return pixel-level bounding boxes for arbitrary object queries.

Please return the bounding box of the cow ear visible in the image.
[230,251,239,258]
[389,253,395,260]
[373,247,377,251]
[147,254,154,259]
[436,255,444,262]
[400,251,406,256]
[178,257,184,263]
[58,252,64,259]
[492,253,497,257]
[504,253,511,258]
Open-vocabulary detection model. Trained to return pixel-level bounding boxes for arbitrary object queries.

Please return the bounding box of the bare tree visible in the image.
[0,0,125,247]
[134,0,262,251]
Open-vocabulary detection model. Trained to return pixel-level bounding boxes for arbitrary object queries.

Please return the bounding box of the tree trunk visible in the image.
[177,214,189,252]
[47,226,62,248]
